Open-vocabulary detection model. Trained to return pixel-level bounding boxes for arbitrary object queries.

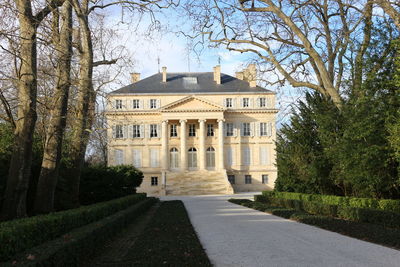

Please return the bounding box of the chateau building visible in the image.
[106,65,278,196]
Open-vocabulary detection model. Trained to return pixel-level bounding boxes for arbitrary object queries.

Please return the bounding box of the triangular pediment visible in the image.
[161,95,226,112]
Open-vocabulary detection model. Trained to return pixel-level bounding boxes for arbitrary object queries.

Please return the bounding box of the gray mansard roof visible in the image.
[110,72,274,95]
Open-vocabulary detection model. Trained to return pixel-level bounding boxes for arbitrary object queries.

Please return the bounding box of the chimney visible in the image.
[235,71,244,80]
[214,65,221,85]
[162,66,167,83]
[247,64,257,87]
[130,73,140,83]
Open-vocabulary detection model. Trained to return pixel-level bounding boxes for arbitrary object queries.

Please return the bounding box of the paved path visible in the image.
[161,193,400,267]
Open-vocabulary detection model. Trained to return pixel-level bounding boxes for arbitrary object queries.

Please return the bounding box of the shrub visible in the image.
[79,165,143,205]
[0,193,147,261]
[2,197,157,266]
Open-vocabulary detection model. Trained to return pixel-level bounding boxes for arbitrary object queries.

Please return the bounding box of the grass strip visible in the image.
[124,200,212,266]
[229,198,400,250]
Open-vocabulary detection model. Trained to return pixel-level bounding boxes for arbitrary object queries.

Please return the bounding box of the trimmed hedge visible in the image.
[262,191,400,213]
[0,193,146,262]
[2,197,157,266]
[256,194,400,229]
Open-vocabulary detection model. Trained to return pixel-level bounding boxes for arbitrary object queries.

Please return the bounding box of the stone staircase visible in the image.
[165,170,234,195]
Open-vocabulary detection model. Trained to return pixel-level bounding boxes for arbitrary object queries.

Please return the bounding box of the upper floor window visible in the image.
[207,124,214,136]
[115,99,123,109]
[189,124,196,137]
[133,125,141,138]
[242,122,251,136]
[226,123,234,137]
[132,99,140,109]
[259,97,266,107]
[150,124,158,138]
[225,98,233,108]
[242,98,249,108]
[260,122,268,136]
[115,125,124,138]
[170,124,178,137]
[150,99,157,109]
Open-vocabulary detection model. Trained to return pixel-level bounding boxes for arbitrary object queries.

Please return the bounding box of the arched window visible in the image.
[206,147,215,168]
[188,147,197,168]
[170,148,179,169]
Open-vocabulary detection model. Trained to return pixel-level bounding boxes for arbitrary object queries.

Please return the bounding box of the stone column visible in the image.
[180,119,187,171]
[161,120,168,170]
[218,119,225,170]
[198,119,206,170]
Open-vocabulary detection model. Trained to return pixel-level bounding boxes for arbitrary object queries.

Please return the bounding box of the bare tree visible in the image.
[182,0,385,108]
[1,0,65,220]
[376,0,400,30]
[34,0,73,214]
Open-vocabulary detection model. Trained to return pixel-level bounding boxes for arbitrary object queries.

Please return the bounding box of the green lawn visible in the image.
[124,200,212,266]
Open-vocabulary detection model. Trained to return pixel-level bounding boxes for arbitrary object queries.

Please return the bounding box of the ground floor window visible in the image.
[170,147,179,169]
[206,147,215,168]
[151,176,158,186]
[245,175,252,184]
[188,147,197,168]
[262,174,268,184]
[228,175,235,184]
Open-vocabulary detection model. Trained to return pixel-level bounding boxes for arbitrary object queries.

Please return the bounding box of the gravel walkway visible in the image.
[161,193,400,267]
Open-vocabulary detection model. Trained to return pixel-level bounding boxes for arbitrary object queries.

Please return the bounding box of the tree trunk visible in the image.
[34,0,73,214]
[66,1,95,207]
[0,0,38,221]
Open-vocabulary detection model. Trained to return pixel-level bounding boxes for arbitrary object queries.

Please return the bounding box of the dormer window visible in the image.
[183,77,198,84]
[115,99,122,109]
[150,99,157,109]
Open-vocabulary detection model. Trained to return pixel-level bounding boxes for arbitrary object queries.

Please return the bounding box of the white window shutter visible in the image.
[157,124,161,137]
[256,122,260,137]
[123,99,127,110]
[233,123,238,137]
[232,98,237,108]
[140,124,144,138]
[140,99,144,109]
[112,126,116,138]
[249,98,254,108]
[148,99,151,109]
[157,99,161,108]
[223,122,227,137]
[128,125,133,138]
[122,126,127,138]
[231,147,236,166]
[256,97,260,108]
[240,98,244,108]
[146,124,150,138]
[222,98,226,107]
[268,122,272,136]
[250,122,255,137]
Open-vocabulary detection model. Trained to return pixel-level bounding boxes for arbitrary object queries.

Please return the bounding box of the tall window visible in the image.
[188,147,197,168]
[245,175,252,184]
[259,97,266,107]
[132,149,141,167]
[206,147,215,168]
[260,122,267,136]
[115,99,122,109]
[189,124,196,137]
[243,147,251,166]
[115,125,124,138]
[133,125,141,138]
[151,177,158,186]
[228,175,235,184]
[226,123,234,136]
[150,124,158,138]
[115,149,124,165]
[242,123,251,136]
[170,124,178,137]
[226,147,235,166]
[242,98,249,107]
[132,99,140,109]
[150,99,157,109]
[207,124,214,136]
[262,174,268,184]
[150,149,159,167]
[170,148,179,169]
[225,98,232,108]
